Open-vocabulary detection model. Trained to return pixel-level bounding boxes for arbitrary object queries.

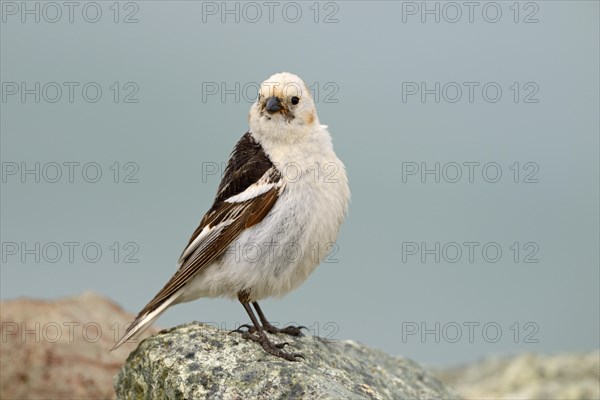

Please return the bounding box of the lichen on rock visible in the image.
[114,322,458,399]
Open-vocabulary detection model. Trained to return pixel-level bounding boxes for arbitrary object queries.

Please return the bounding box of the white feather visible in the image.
[110,289,183,351]
[177,225,214,266]
[224,182,275,203]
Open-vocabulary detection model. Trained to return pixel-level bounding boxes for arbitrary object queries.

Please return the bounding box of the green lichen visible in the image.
[114,322,458,400]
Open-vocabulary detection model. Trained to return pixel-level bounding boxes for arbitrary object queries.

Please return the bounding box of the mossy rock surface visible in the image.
[114,322,458,399]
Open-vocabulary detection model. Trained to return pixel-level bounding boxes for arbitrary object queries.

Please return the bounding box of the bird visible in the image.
[111,72,350,361]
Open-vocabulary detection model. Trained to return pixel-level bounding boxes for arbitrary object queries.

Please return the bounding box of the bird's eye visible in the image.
[291,96,300,105]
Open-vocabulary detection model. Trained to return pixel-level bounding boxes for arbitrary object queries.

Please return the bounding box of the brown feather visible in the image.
[132,185,283,322]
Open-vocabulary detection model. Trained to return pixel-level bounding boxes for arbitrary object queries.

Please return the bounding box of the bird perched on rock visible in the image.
[112,72,350,360]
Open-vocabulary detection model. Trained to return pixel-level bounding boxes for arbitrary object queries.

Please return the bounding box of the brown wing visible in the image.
[183,131,273,250]
[111,132,283,351]
[135,184,282,318]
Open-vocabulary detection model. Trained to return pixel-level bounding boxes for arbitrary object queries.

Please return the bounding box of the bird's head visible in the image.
[249,72,319,141]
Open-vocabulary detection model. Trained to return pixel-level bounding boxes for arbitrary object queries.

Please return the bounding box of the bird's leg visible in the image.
[237,300,303,361]
[252,302,306,337]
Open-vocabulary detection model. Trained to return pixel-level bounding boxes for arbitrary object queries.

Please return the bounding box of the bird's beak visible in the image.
[265,96,282,113]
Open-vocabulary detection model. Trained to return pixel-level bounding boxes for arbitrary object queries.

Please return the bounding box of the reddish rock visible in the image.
[0,292,157,399]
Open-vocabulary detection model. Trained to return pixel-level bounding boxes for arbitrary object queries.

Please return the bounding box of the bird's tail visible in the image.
[110,291,182,351]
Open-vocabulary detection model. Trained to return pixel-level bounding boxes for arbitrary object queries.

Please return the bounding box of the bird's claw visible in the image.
[264,324,307,337]
[232,323,306,337]
[240,331,302,361]
[229,324,255,335]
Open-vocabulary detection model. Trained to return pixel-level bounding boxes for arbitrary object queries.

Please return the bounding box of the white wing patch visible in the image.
[224,182,276,203]
[224,167,281,204]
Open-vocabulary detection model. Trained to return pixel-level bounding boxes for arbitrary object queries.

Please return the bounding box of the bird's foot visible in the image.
[229,324,256,335]
[230,323,306,337]
[241,331,304,362]
[262,322,307,337]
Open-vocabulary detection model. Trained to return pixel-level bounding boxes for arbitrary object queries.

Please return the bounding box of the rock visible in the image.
[0,292,158,400]
[114,322,458,399]
[435,352,600,400]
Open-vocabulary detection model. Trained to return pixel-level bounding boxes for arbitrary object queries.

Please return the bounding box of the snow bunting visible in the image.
[112,72,350,360]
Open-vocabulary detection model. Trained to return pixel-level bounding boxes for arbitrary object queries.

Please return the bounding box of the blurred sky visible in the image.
[1,1,598,366]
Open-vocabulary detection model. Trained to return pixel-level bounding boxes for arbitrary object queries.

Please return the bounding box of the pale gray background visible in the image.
[1,1,598,366]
